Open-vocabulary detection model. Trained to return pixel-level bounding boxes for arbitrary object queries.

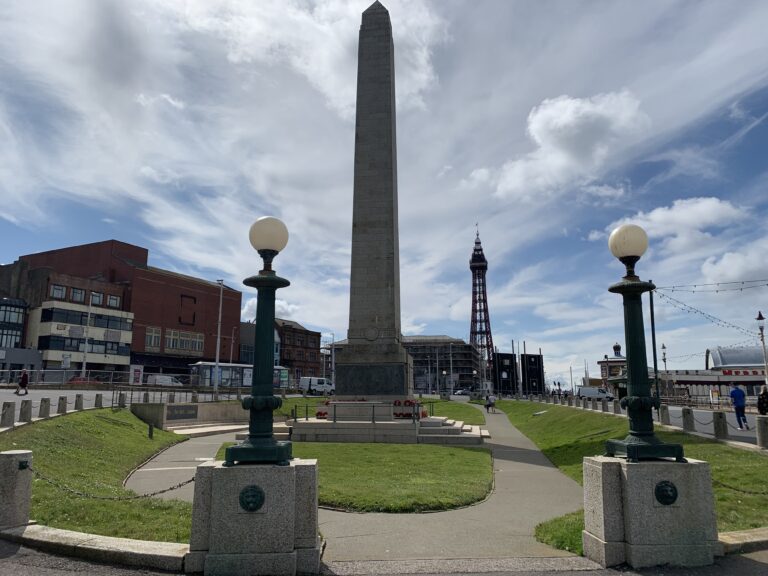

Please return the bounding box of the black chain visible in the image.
[713,479,768,496]
[30,466,194,500]
[692,415,714,426]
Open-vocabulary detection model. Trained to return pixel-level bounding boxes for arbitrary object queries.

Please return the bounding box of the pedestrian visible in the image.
[758,385,768,416]
[488,393,497,413]
[729,382,748,430]
[484,394,490,413]
[14,369,29,396]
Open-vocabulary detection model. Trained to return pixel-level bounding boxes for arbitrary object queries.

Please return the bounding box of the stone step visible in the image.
[418,424,462,435]
[417,433,484,446]
[471,425,492,439]
[419,416,449,427]
[462,424,472,433]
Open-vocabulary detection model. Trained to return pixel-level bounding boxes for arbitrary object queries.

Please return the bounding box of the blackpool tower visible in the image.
[469,231,495,382]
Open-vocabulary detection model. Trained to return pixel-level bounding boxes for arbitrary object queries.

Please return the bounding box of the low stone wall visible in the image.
[130,402,248,430]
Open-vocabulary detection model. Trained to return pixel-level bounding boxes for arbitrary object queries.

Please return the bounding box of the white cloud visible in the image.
[701,236,768,283]
[495,91,649,201]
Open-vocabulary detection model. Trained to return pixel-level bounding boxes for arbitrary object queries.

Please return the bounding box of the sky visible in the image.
[2,0,768,388]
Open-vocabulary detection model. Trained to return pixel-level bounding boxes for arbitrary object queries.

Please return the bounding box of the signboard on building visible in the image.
[130,365,144,385]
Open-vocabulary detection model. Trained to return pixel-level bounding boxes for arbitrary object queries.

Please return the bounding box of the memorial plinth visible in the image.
[187,459,320,576]
[582,456,718,568]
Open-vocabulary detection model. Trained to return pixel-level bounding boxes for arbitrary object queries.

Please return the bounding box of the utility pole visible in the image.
[214,279,224,395]
[80,292,93,378]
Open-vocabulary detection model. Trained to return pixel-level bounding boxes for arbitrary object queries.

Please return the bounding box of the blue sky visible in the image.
[2,0,768,386]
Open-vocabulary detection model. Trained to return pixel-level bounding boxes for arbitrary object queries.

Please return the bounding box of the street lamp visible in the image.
[756,312,768,385]
[661,343,668,395]
[214,279,224,396]
[605,224,684,462]
[442,370,447,395]
[224,216,292,466]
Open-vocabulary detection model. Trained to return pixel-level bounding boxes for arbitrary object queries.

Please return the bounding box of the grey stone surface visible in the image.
[757,415,768,448]
[590,398,598,410]
[39,397,51,418]
[57,396,68,414]
[567,396,573,406]
[601,398,608,412]
[94,393,103,408]
[0,450,33,530]
[713,411,728,439]
[168,392,175,404]
[118,392,126,408]
[682,406,694,431]
[204,551,296,576]
[336,1,412,399]
[74,394,84,411]
[293,459,319,549]
[143,392,150,403]
[583,456,718,569]
[659,404,670,425]
[1,401,15,428]
[582,530,625,567]
[582,457,624,544]
[613,400,622,415]
[188,461,215,552]
[19,400,32,423]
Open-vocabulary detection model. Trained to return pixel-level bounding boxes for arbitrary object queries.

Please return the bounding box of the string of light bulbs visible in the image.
[655,278,768,293]
[654,291,756,338]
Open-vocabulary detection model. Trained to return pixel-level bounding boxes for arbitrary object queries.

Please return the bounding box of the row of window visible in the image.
[0,307,24,325]
[40,308,133,332]
[283,349,319,362]
[145,327,204,353]
[50,285,121,309]
[0,329,22,348]
[38,335,131,356]
[281,333,320,348]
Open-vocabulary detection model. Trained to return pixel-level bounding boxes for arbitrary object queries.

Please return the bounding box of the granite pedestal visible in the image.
[582,456,718,568]
[187,459,320,575]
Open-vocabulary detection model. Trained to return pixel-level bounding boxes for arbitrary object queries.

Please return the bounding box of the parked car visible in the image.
[453,389,471,396]
[145,374,184,387]
[298,377,335,395]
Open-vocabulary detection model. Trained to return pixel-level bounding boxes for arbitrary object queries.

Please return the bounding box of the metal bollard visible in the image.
[19,400,32,423]
[682,407,695,432]
[1,402,15,429]
[95,393,103,409]
[74,394,84,411]
[148,424,154,439]
[659,404,670,425]
[756,416,768,449]
[143,392,150,403]
[601,398,608,412]
[38,398,51,418]
[118,392,127,408]
[713,411,728,440]
[56,396,68,415]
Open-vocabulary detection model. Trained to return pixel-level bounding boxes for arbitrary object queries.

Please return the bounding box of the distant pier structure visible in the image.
[469,231,495,381]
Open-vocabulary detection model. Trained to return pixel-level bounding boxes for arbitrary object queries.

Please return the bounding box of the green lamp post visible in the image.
[604,224,685,463]
[224,216,292,466]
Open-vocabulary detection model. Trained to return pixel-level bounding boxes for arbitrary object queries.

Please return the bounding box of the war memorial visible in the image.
[1,3,765,576]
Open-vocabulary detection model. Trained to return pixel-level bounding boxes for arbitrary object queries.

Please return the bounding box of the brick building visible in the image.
[0,240,241,374]
[274,318,321,384]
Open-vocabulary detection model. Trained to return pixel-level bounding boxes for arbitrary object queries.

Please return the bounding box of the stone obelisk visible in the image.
[335,1,412,399]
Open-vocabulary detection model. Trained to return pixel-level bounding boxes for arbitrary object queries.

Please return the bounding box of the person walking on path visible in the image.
[730,382,749,430]
[758,385,768,416]
[488,393,497,413]
[14,369,29,395]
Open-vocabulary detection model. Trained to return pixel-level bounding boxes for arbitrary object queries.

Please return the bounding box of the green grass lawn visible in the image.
[1,408,492,542]
[217,441,493,512]
[0,409,191,543]
[425,398,486,425]
[498,400,768,555]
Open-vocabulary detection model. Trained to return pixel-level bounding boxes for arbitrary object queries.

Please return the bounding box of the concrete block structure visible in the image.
[583,456,718,568]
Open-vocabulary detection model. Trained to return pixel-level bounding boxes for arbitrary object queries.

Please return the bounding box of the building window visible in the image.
[165,329,179,351]
[71,288,85,303]
[296,335,305,347]
[91,292,103,306]
[297,350,304,361]
[50,284,66,299]
[107,295,120,308]
[146,327,161,351]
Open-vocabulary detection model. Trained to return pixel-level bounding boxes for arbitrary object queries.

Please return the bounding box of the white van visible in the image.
[145,374,184,387]
[299,377,335,395]
[577,386,614,400]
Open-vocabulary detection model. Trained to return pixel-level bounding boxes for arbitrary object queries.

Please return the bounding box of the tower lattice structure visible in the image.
[469,231,495,381]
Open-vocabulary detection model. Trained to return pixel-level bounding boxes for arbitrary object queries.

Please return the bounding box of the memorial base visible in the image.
[582,456,718,569]
[187,459,320,575]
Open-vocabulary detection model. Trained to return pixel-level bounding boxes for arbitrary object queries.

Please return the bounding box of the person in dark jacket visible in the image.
[729,382,748,430]
[758,385,768,416]
[14,369,29,395]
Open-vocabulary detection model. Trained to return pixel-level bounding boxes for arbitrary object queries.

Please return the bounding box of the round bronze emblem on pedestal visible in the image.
[655,480,678,505]
[239,485,265,512]
[364,327,379,341]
